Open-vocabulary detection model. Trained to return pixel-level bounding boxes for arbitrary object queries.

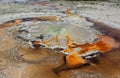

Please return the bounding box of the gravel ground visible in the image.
[0,2,120,26]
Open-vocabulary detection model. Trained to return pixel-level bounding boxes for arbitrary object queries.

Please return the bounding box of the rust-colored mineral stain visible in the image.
[29,32,118,67]
[79,35,118,53]
[66,53,87,66]
[64,35,74,52]
[15,19,22,25]
[65,8,75,15]
[63,35,118,66]
[65,8,72,15]
[0,16,61,29]
[65,35,118,54]
[32,41,40,45]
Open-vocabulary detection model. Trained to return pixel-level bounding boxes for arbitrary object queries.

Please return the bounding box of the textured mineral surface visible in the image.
[0,1,120,78]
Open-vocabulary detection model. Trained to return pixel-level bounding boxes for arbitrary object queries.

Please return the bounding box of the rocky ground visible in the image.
[0,1,120,78]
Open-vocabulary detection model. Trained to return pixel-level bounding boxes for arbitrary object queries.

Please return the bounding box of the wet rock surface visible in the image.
[0,1,120,78]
